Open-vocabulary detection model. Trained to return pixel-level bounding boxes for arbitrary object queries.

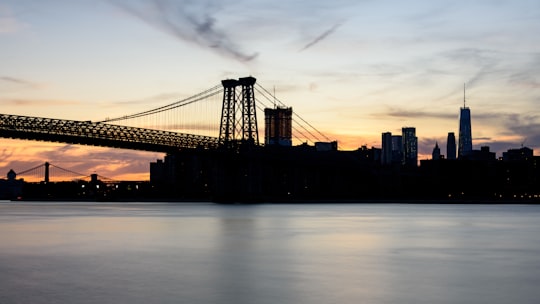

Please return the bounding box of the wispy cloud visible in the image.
[1,76,31,85]
[109,0,257,62]
[299,22,343,52]
[0,76,42,90]
[372,106,457,120]
[0,5,26,34]
[507,55,540,89]
[504,113,540,146]
[103,92,186,108]
[0,98,80,107]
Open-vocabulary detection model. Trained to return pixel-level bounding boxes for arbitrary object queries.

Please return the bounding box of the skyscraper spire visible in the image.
[458,84,472,158]
[432,141,441,160]
[463,83,466,108]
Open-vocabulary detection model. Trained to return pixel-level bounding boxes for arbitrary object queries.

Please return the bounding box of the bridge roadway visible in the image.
[0,113,220,153]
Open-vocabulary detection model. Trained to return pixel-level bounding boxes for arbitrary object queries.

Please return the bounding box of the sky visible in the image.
[1,0,539,181]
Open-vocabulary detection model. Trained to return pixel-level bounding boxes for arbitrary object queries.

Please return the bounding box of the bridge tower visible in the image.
[219,76,259,147]
[239,76,259,145]
[219,79,239,146]
[44,162,50,183]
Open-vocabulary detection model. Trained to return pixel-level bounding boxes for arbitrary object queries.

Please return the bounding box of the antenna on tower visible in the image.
[463,83,466,108]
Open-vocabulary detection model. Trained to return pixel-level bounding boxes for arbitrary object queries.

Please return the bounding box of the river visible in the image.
[1,202,539,304]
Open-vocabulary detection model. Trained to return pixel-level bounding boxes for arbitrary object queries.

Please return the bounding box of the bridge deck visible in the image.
[0,114,220,153]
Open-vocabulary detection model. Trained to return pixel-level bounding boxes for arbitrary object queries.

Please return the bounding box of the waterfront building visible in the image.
[462,146,496,161]
[0,169,23,200]
[458,87,472,158]
[264,107,292,146]
[392,135,403,164]
[315,141,338,151]
[502,147,534,162]
[381,132,393,165]
[432,142,441,160]
[447,132,456,160]
[402,127,418,166]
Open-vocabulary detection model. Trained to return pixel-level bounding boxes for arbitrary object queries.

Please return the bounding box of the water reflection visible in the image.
[1,202,540,304]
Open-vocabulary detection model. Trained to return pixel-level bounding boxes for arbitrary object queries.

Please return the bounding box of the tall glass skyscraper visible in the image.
[402,127,417,167]
[381,132,393,165]
[392,135,403,164]
[447,132,456,160]
[458,107,472,158]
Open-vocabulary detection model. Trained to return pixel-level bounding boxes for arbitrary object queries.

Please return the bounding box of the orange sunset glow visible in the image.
[1,1,539,180]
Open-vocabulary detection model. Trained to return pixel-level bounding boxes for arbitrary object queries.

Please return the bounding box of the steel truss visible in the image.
[0,114,219,153]
[218,76,259,146]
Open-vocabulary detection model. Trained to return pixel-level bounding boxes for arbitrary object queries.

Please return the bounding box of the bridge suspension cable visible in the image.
[0,77,331,152]
[255,83,332,143]
[97,80,331,145]
[96,84,223,138]
[15,162,116,182]
[15,163,45,176]
[99,84,222,123]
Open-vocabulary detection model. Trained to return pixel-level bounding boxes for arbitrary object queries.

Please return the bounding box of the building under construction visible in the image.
[265,107,292,147]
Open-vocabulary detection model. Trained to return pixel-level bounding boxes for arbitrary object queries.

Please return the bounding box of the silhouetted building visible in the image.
[7,169,16,181]
[458,107,472,158]
[447,132,456,160]
[503,147,533,162]
[0,169,23,200]
[150,159,166,184]
[462,146,496,161]
[315,141,338,151]
[392,135,403,164]
[381,132,393,165]
[357,145,381,163]
[264,107,292,146]
[432,142,441,160]
[402,127,418,166]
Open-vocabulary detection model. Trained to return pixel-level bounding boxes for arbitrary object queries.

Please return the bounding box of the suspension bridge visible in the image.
[13,162,114,183]
[0,76,331,153]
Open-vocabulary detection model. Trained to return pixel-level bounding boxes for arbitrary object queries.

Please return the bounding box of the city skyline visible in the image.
[1,0,539,180]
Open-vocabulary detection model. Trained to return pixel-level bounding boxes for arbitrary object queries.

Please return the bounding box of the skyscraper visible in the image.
[432,142,441,160]
[458,86,472,158]
[381,132,393,165]
[264,107,292,146]
[392,135,403,164]
[402,127,418,167]
[447,132,456,160]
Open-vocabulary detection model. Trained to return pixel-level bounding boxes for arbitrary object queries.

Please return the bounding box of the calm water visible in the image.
[1,202,540,304]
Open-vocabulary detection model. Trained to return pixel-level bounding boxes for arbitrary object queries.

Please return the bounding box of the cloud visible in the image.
[0,98,80,107]
[0,5,26,34]
[504,114,540,148]
[508,72,540,89]
[1,76,32,85]
[299,22,343,52]
[372,106,457,120]
[0,76,43,91]
[103,92,186,108]
[507,55,540,89]
[109,0,258,62]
